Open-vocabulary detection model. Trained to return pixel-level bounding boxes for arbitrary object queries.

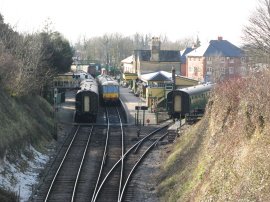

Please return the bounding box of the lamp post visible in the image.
[53,88,58,140]
[149,91,152,112]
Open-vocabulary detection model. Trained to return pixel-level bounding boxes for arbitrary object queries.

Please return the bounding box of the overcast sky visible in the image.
[0,0,258,46]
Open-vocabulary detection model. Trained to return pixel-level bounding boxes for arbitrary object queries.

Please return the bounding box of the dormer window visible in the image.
[220,57,225,63]
[228,57,234,63]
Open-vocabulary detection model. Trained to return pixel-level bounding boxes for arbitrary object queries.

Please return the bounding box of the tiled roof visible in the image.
[180,47,194,63]
[186,40,244,57]
[134,50,181,62]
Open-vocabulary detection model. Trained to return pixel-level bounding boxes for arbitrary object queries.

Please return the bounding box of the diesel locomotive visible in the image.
[96,74,120,105]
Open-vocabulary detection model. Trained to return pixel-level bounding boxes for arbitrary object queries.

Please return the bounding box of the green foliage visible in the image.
[40,32,74,73]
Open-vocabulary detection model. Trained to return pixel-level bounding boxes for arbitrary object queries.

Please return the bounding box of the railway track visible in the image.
[92,106,125,202]
[43,125,94,201]
[92,121,170,202]
[33,125,106,201]
[33,104,173,202]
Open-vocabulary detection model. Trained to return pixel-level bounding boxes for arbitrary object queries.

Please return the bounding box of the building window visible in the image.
[206,57,212,64]
[241,57,246,63]
[220,57,225,63]
[221,67,225,74]
[229,67,234,74]
[207,66,212,74]
[194,67,198,76]
[229,58,234,63]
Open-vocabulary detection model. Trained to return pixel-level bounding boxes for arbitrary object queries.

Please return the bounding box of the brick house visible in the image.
[180,47,194,76]
[186,37,248,82]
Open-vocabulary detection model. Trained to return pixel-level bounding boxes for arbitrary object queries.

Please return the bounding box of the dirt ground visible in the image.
[131,143,171,202]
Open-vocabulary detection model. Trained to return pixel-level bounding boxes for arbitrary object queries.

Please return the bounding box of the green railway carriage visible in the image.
[167,83,214,119]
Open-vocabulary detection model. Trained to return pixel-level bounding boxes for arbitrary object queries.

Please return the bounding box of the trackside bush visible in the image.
[158,70,270,201]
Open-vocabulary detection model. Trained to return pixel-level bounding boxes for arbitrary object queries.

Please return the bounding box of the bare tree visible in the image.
[243,0,270,52]
[242,0,270,69]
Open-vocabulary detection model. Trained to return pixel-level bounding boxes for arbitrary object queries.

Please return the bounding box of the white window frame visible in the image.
[207,66,212,74]
[229,67,234,74]
[221,67,225,74]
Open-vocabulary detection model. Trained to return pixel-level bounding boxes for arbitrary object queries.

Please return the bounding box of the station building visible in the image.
[121,37,198,110]
[137,71,198,111]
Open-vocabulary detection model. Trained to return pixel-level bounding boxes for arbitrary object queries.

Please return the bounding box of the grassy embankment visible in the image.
[158,71,270,201]
[0,87,54,200]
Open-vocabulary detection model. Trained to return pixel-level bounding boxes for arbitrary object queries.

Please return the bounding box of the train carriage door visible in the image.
[174,95,181,112]
[84,96,90,112]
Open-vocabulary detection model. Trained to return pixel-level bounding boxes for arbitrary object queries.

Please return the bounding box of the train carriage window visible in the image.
[174,95,181,112]
[84,96,90,112]
[103,86,109,93]
[113,85,118,92]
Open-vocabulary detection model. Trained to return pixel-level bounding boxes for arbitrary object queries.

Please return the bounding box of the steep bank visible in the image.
[0,88,54,200]
[158,72,270,201]
[0,90,54,154]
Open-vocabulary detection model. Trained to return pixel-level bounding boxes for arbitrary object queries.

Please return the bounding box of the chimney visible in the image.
[150,37,160,61]
[218,36,223,41]
[172,66,176,90]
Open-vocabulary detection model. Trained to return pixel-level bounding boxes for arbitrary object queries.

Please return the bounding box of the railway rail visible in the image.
[91,106,125,202]
[33,103,173,202]
[43,125,93,201]
[92,122,170,202]
[33,125,106,201]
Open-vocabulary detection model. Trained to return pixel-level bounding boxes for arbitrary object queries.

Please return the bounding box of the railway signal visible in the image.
[135,106,148,126]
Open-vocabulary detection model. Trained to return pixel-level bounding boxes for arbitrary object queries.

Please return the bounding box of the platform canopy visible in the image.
[140,71,173,82]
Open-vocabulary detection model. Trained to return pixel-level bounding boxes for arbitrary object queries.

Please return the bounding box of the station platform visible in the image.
[55,87,168,126]
[120,86,160,125]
